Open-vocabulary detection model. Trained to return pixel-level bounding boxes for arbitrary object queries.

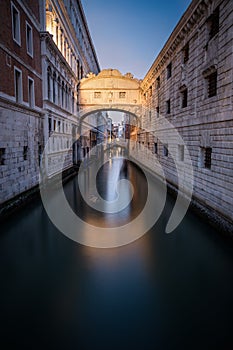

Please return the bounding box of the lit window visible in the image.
[28,77,34,108]
[26,22,33,57]
[14,67,22,103]
[11,3,21,45]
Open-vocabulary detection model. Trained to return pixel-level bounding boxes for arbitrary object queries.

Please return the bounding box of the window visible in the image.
[38,145,42,165]
[0,148,6,165]
[52,72,56,103]
[167,63,172,79]
[94,91,101,99]
[166,99,171,114]
[200,147,212,169]
[178,145,184,161]
[14,67,22,103]
[47,67,51,100]
[26,22,33,57]
[182,43,189,63]
[48,117,52,135]
[181,88,188,108]
[164,144,168,157]
[28,77,34,108]
[154,143,158,154]
[156,106,160,117]
[156,76,160,89]
[11,3,21,45]
[208,7,219,40]
[119,92,126,99]
[207,71,217,97]
[23,146,28,160]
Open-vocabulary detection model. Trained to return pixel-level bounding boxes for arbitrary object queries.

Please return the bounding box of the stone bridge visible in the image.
[78,69,142,120]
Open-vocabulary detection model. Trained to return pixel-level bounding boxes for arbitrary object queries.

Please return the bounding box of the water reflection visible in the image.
[1,148,233,349]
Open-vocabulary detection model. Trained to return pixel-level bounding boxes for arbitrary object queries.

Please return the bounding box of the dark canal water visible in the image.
[1,153,233,350]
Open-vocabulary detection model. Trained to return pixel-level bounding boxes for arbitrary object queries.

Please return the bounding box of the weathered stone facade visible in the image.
[140,0,233,225]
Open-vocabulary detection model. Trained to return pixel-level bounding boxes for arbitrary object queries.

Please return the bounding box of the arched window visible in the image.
[47,66,52,100]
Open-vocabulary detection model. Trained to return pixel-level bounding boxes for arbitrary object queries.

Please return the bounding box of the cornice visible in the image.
[142,0,213,91]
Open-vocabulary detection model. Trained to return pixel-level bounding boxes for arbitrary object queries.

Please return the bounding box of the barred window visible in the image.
[181,88,188,108]
[200,147,212,169]
[204,147,212,169]
[207,71,217,97]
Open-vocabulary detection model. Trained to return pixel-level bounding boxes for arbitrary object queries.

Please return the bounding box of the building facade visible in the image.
[40,0,100,177]
[140,0,233,225]
[0,0,43,205]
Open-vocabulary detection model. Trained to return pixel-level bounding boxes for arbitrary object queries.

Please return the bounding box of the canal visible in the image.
[1,149,233,350]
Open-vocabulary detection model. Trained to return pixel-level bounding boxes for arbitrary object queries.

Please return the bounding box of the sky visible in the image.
[82,0,192,80]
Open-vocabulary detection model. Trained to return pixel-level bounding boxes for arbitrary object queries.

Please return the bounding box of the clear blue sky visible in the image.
[82,0,192,79]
